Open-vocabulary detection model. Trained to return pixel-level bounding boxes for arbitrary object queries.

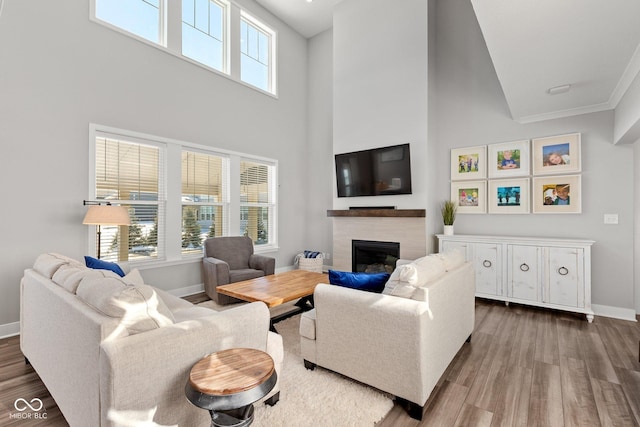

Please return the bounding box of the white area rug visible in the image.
[197,302,394,426]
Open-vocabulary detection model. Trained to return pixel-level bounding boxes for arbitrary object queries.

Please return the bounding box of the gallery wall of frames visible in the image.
[450,133,581,214]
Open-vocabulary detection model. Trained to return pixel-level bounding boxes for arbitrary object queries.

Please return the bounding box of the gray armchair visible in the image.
[202,236,276,305]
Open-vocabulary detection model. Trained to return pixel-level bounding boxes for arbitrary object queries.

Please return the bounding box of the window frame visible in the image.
[239,11,277,94]
[88,124,279,268]
[89,0,277,96]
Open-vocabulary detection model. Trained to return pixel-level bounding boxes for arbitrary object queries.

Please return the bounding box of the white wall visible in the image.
[306,29,334,265]
[0,0,309,330]
[433,0,635,318]
[332,0,429,212]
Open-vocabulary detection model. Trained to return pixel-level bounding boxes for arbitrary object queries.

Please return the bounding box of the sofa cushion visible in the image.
[76,276,174,335]
[52,265,117,294]
[328,270,389,293]
[33,253,83,279]
[84,256,126,277]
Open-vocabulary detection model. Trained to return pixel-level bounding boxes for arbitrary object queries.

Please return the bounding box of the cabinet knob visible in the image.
[520,263,529,272]
[482,260,492,268]
[558,266,569,276]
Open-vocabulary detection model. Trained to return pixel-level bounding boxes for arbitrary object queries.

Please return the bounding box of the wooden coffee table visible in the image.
[217,270,327,330]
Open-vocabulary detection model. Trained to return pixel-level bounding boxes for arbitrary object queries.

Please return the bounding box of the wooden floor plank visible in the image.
[529,362,564,427]
[508,310,538,369]
[421,380,469,427]
[591,377,637,427]
[490,365,532,427]
[559,357,600,426]
[578,331,621,384]
[534,312,560,366]
[616,367,640,424]
[454,403,493,427]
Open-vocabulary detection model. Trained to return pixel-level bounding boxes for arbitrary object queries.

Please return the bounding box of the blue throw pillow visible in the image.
[328,270,390,293]
[84,256,125,277]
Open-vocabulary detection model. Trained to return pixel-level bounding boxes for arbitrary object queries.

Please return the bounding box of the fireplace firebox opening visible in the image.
[352,240,400,274]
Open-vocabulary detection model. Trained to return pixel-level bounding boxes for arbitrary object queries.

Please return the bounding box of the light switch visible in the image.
[604,214,618,225]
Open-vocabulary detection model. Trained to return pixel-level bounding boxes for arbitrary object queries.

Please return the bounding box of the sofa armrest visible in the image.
[249,254,275,275]
[202,256,230,288]
[99,302,274,426]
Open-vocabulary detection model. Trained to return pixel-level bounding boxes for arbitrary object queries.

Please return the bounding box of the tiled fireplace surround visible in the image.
[328,209,427,271]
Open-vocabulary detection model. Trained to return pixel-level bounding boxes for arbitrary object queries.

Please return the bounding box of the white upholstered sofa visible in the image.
[299,251,475,420]
[20,253,283,427]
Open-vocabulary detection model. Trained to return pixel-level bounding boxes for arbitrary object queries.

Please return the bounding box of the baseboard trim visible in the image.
[0,321,20,340]
[592,304,637,322]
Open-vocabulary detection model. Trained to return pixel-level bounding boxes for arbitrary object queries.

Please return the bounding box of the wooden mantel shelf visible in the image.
[327,209,425,218]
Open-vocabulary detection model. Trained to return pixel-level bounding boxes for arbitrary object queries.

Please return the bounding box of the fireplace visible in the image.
[352,240,400,273]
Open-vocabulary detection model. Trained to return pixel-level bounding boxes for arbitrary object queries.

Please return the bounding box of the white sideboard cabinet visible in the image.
[436,234,595,322]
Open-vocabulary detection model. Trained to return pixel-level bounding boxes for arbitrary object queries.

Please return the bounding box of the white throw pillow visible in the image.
[398,255,446,286]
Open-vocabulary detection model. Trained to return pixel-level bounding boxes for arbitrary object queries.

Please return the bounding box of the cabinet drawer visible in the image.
[473,243,501,296]
[508,245,540,302]
[547,247,584,308]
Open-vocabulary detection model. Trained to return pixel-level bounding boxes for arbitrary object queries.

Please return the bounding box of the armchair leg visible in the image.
[264,391,280,406]
[24,357,30,365]
[397,397,424,421]
[466,333,472,343]
[303,360,316,370]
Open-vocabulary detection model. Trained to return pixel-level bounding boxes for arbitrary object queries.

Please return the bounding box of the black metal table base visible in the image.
[210,404,254,427]
[269,295,314,333]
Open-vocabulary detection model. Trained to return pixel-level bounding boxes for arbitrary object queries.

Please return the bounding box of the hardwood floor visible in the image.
[1,298,638,426]
[378,300,640,427]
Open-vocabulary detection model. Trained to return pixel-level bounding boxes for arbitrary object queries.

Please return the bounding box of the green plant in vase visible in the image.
[441,200,457,235]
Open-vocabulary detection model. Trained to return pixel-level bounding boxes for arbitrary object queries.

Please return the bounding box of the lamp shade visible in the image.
[82,205,131,226]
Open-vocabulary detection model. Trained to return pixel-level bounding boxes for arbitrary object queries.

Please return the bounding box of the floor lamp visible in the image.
[83,201,131,259]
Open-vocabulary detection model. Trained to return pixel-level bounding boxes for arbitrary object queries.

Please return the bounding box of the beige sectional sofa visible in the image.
[20,253,283,427]
[299,251,475,420]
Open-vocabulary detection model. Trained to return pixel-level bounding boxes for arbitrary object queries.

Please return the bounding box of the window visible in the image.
[95,0,164,45]
[90,125,278,265]
[240,13,275,93]
[240,159,275,246]
[182,0,228,72]
[91,0,277,95]
[93,134,165,263]
[181,150,229,256]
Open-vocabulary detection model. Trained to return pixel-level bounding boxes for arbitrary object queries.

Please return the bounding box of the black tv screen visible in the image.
[335,143,412,197]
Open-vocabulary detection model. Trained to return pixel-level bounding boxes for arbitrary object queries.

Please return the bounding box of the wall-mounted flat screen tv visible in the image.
[335,143,412,197]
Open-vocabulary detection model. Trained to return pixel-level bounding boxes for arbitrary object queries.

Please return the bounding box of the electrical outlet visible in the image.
[604,214,618,225]
[324,252,331,259]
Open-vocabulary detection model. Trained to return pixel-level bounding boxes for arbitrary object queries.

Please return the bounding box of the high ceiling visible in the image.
[257,0,640,124]
[255,0,340,39]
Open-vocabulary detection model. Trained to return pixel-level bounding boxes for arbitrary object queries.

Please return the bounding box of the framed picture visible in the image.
[487,140,530,178]
[488,178,530,214]
[450,146,486,180]
[532,175,581,213]
[532,133,581,175]
[451,180,487,213]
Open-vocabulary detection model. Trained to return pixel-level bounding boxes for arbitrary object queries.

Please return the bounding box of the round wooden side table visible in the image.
[185,348,277,427]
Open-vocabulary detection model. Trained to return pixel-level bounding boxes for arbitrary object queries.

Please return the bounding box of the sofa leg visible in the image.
[264,391,280,406]
[303,360,316,370]
[466,333,472,343]
[24,357,30,365]
[397,397,423,421]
